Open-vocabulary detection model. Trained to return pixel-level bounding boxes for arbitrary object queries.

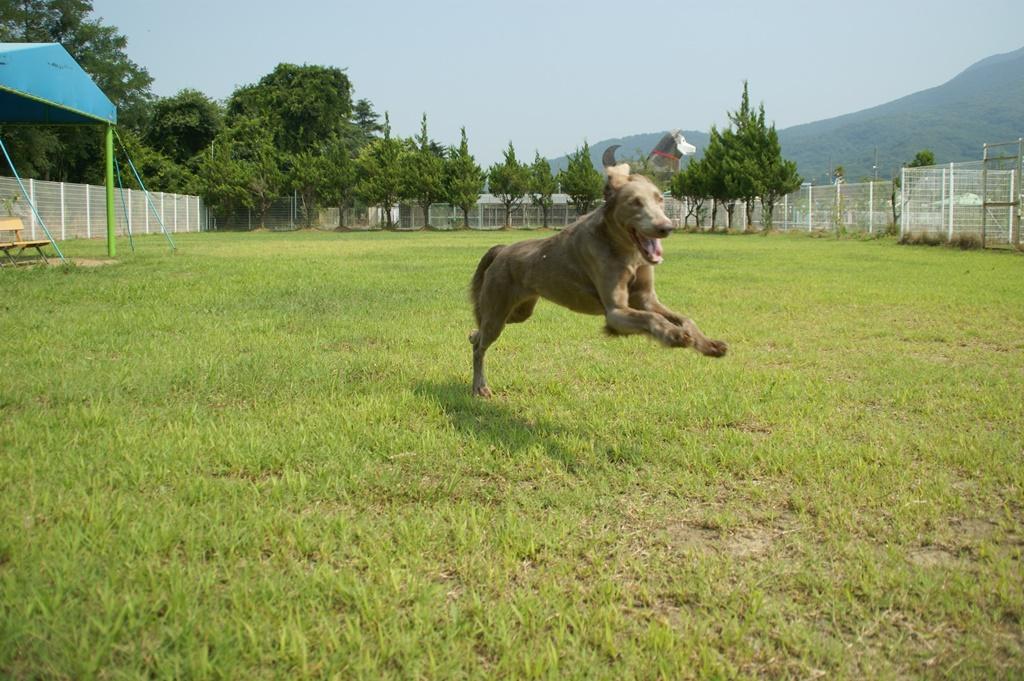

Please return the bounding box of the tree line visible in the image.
[2,1,813,232]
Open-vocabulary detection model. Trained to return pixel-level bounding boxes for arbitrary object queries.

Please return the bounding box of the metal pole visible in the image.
[868,181,874,234]
[86,184,91,239]
[105,125,116,257]
[29,178,35,238]
[835,182,841,233]
[808,185,813,231]
[60,181,66,240]
[1018,138,1023,247]
[940,168,947,241]
[1009,164,1015,244]
[981,143,988,249]
[900,167,907,239]
[948,163,955,241]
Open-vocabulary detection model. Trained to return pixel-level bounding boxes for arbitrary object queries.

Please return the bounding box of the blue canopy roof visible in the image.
[0,42,116,125]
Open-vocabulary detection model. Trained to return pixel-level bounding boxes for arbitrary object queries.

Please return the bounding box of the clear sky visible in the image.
[91,0,1024,166]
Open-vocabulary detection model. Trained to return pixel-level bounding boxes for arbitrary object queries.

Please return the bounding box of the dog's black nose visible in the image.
[654,226,672,238]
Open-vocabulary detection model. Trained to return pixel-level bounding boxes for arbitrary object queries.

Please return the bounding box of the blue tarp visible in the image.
[0,42,116,125]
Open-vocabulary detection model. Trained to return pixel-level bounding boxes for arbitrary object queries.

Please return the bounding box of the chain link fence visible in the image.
[5,155,1018,250]
[901,161,1019,246]
[0,176,206,241]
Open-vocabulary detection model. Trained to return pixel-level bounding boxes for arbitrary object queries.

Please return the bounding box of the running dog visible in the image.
[469,147,727,397]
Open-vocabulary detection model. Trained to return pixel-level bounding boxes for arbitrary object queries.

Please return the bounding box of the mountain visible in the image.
[778,45,1024,182]
[548,46,1024,183]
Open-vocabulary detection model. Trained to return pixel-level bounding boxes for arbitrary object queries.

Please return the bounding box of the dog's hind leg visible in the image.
[506,296,538,324]
[471,317,506,398]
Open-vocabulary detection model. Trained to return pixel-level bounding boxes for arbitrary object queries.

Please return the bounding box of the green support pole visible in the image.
[105,125,116,257]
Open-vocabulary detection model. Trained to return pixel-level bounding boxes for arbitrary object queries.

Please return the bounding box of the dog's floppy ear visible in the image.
[604,163,631,200]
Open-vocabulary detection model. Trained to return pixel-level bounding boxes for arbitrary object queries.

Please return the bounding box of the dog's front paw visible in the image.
[472,384,493,398]
[665,327,693,348]
[701,339,728,357]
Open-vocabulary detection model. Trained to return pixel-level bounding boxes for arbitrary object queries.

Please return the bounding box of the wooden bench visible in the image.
[0,216,51,266]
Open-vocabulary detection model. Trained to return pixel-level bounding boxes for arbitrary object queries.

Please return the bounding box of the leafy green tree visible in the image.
[196,137,251,218]
[400,114,446,228]
[670,159,710,229]
[558,142,603,216]
[227,63,352,156]
[528,152,558,228]
[355,113,404,229]
[146,89,222,166]
[116,128,198,194]
[487,143,530,228]
[908,150,935,168]
[319,135,357,228]
[288,150,332,227]
[198,116,284,227]
[444,127,486,229]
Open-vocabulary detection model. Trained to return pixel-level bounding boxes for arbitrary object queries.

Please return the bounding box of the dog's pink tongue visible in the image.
[646,238,663,264]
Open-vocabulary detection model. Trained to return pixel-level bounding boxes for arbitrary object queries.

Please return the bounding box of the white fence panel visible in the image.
[0,176,206,241]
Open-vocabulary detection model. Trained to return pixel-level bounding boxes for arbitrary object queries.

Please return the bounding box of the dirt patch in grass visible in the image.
[71,258,117,267]
[650,510,801,560]
[907,545,963,568]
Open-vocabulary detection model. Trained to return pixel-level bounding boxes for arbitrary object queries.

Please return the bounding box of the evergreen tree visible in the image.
[352,98,383,144]
[558,142,603,216]
[725,82,763,230]
[758,125,801,228]
[487,143,529,228]
[355,113,404,229]
[528,152,558,228]
[702,126,734,229]
[720,81,802,230]
[400,114,446,228]
[444,127,486,229]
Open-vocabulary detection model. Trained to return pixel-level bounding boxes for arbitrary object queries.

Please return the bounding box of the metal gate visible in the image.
[981,139,1022,248]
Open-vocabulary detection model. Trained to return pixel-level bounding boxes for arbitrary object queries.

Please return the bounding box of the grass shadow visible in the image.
[414,379,583,470]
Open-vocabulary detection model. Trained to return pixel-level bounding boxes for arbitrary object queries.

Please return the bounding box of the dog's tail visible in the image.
[470,245,504,326]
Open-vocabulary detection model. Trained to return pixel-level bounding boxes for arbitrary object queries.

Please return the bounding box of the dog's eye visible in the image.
[631,197,643,207]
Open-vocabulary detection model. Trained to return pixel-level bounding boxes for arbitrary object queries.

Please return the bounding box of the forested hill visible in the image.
[777,45,1024,182]
[549,46,1024,183]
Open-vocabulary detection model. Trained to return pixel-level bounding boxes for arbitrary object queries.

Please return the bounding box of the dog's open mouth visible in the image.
[630,228,664,265]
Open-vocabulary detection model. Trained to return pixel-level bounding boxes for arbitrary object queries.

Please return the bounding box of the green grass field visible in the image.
[2,230,1022,679]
